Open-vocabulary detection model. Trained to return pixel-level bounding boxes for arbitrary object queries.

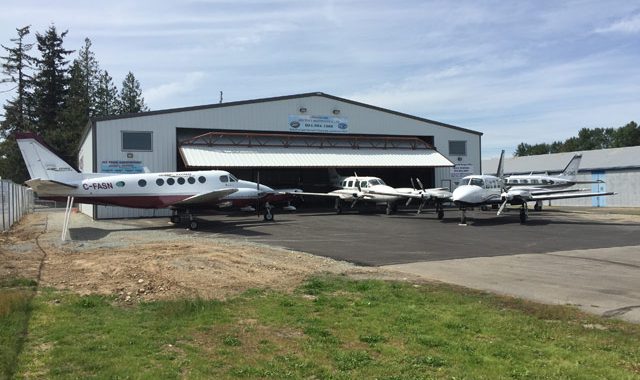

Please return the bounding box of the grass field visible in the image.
[2,275,639,379]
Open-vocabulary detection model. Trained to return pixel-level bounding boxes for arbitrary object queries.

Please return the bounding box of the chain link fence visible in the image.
[1,178,35,232]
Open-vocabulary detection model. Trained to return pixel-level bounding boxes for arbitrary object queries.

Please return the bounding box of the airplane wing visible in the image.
[172,188,238,206]
[25,178,77,193]
[530,191,616,202]
[369,188,453,201]
[286,191,361,200]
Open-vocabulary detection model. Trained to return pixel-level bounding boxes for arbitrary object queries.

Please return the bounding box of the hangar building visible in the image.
[78,92,482,219]
[482,146,640,207]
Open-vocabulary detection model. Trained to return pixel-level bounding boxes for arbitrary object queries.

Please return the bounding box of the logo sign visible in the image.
[450,163,474,179]
[101,160,144,173]
[288,115,349,133]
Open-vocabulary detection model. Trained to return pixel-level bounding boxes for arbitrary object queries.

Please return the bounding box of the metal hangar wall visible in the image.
[78,92,482,219]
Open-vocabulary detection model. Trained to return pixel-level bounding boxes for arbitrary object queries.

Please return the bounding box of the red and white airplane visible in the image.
[16,132,297,231]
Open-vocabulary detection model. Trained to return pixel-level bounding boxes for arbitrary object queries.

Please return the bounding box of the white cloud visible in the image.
[144,72,207,107]
[595,13,640,34]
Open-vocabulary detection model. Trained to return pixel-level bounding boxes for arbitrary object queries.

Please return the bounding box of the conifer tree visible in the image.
[119,71,148,114]
[94,70,119,117]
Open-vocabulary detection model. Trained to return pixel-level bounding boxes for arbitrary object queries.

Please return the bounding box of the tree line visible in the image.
[0,25,148,183]
[514,121,640,156]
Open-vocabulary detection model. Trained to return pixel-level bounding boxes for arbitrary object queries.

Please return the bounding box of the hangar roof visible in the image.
[482,145,640,174]
[92,92,482,136]
[179,132,454,168]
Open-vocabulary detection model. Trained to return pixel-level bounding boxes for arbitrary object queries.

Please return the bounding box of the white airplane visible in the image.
[297,169,452,217]
[451,151,615,224]
[503,153,603,211]
[15,132,296,232]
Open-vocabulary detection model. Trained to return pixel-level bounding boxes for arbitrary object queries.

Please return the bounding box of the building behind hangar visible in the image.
[78,92,482,219]
[482,146,640,207]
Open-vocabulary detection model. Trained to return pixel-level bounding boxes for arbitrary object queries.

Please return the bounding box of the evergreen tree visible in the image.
[76,38,100,117]
[119,71,148,114]
[94,70,119,117]
[1,25,34,134]
[0,25,35,182]
[31,25,73,140]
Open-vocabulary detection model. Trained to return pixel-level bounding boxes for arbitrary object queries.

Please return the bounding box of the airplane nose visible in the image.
[452,186,479,204]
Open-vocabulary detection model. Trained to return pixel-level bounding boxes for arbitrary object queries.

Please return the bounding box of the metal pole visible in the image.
[1,179,5,231]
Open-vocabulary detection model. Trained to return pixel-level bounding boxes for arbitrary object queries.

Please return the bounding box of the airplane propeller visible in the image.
[497,191,509,215]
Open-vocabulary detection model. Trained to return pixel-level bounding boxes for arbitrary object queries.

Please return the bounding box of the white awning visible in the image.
[180,146,454,168]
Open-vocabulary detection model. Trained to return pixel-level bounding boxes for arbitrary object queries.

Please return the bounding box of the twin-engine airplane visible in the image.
[451,151,615,224]
[502,153,602,211]
[15,132,295,232]
[294,169,452,217]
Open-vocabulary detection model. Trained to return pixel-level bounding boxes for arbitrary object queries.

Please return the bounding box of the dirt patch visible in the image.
[1,212,409,302]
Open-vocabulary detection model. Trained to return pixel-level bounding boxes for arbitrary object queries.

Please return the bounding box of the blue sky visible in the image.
[1,0,639,158]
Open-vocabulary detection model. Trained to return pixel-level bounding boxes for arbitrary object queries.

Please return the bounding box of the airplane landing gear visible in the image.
[534,201,543,212]
[436,204,445,220]
[459,208,468,225]
[263,202,275,221]
[519,204,528,224]
[334,199,343,214]
[170,209,199,230]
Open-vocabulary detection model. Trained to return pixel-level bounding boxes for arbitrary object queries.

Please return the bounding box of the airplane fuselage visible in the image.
[452,175,505,206]
[34,170,275,209]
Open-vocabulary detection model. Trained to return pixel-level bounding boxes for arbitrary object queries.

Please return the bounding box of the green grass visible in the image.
[4,275,640,379]
[0,278,36,380]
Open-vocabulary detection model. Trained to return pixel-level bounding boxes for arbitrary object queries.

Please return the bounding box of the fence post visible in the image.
[1,179,5,231]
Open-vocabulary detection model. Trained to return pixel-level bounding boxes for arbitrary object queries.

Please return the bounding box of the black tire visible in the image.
[519,209,527,224]
[534,204,542,212]
[438,209,444,220]
[189,220,198,230]
[264,211,274,221]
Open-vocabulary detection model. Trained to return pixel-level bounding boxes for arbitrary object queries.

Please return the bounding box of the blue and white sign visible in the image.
[288,115,349,133]
[101,160,145,173]
[450,163,474,179]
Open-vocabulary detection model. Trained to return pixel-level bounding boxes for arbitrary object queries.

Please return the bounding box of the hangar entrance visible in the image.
[177,131,453,207]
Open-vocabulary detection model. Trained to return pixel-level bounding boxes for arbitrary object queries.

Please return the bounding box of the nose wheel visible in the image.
[519,204,528,224]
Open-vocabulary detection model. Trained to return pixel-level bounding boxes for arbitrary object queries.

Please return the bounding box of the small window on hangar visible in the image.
[448,140,467,156]
[122,131,153,152]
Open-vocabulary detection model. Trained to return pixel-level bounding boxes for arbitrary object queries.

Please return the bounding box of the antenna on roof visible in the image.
[219,91,223,104]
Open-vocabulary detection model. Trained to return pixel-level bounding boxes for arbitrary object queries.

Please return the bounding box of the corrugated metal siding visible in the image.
[483,146,640,174]
[547,169,639,207]
[91,94,481,219]
[181,146,454,168]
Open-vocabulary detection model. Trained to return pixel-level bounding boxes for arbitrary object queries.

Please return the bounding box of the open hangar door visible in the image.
[178,131,452,208]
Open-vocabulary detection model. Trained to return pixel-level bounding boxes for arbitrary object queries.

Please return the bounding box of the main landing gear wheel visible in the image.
[263,210,274,221]
[534,201,543,212]
[437,209,444,220]
[334,199,343,214]
[519,205,528,224]
[189,220,199,230]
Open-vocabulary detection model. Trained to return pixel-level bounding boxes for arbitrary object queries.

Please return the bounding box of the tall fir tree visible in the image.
[0,25,35,182]
[31,25,73,146]
[94,70,119,117]
[119,71,148,114]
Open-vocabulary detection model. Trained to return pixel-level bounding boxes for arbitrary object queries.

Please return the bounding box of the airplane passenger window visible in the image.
[522,180,529,184]
[188,177,196,184]
[347,181,353,187]
[470,178,484,187]
[156,178,164,186]
[198,176,206,183]
[167,178,175,185]
[531,179,539,184]
[220,175,229,183]
[177,177,185,185]
[116,181,125,187]
[138,179,147,187]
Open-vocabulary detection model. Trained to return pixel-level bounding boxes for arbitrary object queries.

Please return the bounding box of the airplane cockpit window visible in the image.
[198,176,206,184]
[470,178,484,187]
[229,174,238,182]
[549,180,554,185]
[360,181,368,188]
[220,175,229,183]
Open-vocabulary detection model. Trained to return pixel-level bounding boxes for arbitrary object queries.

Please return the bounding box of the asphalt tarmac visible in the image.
[186,206,640,322]
[187,207,640,266]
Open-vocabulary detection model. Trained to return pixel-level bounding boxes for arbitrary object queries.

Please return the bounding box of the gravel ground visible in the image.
[0,210,417,303]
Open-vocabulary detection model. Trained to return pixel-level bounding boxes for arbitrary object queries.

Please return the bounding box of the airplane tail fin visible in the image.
[15,132,82,182]
[558,154,582,180]
[328,168,343,186]
[496,150,505,178]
